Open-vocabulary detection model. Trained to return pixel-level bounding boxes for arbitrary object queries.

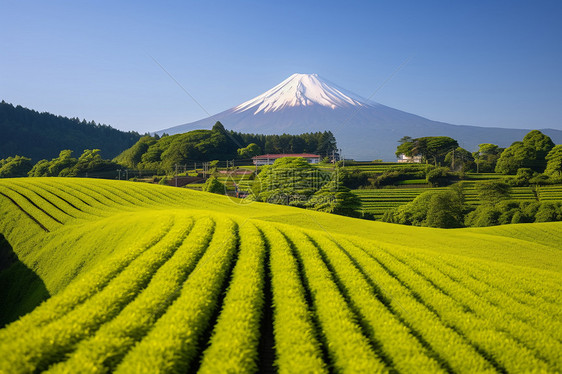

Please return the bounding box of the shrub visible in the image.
[534,202,558,222]
[426,167,450,187]
[476,181,511,204]
[383,189,464,228]
[202,176,225,194]
[465,206,501,227]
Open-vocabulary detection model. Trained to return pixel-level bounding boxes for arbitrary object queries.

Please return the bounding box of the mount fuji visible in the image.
[156,73,562,160]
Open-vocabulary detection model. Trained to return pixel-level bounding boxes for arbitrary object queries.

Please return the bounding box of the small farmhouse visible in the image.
[397,153,422,163]
[252,153,321,166]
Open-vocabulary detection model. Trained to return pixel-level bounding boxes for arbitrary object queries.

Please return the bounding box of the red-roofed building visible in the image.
[252,153,321,166]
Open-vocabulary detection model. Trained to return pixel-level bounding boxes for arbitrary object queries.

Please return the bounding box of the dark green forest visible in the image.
[0,101,141,161]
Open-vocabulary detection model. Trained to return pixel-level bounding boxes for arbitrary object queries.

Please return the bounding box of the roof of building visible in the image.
[252,153,321,159]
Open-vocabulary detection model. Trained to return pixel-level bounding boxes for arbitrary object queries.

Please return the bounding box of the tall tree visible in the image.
[237,143,262,159]
[445,146,474,171]
[316,131,338,157]
[495,130,554,174]
[545,145,562,177]
[472,143,503,173]
[0,156,33,178]
[254,157,324,207]
[522,130,555,171]
[495,142,535,174]
[396,136,458,165]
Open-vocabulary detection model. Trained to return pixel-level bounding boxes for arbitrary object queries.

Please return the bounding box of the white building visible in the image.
[397,154,422,163]
[252,153,321,166]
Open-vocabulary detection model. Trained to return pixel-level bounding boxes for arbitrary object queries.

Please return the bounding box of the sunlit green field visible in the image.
[0,178,560,373]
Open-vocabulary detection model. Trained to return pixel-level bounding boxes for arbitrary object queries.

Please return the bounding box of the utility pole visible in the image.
[117,169,121,180]
[125,169,129,180]
[175,164,178,187]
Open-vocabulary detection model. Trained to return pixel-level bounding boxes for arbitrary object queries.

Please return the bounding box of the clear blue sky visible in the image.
[1,0,561,134]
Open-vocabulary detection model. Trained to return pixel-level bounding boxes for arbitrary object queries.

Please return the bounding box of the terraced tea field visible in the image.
[0,178,560,373]
[355,181,562,219]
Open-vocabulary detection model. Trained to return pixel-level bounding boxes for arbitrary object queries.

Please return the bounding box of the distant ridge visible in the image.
[157,74,562,161]
[0,101,141,161]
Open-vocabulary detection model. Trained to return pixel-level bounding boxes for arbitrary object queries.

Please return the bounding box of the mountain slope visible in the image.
[0,101,141,161]
[157,74,562,160]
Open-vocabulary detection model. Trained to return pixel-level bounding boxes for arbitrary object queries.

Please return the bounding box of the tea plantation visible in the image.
[0,178,560,373]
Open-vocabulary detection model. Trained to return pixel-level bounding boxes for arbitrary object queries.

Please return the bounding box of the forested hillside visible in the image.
[115,122,338,171]
[0,101,141,161]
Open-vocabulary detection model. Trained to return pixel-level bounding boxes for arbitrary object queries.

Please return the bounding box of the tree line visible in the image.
[395,130,562,179]
[0,122,339,178]
[114,122,338,172]
[0,101,141,161]
[0,149,122,179]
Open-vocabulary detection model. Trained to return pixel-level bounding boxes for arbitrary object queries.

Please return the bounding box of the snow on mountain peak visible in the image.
[233,73,368,114]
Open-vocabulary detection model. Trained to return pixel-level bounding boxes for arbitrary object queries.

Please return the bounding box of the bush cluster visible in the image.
[465,201,562,227]
[383,185,562,228]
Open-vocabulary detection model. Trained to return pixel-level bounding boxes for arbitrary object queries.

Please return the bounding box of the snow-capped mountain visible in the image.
[156,73,562,160]
[232,73,365,113]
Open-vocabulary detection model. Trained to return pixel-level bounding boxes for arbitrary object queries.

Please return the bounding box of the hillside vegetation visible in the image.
[0,101,141,161]
[114,122,337,172]
[0,178,560,373]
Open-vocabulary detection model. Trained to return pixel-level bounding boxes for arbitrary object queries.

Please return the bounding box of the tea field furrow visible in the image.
[198,222,266,373]
[46,217,215,373]
[93,183,152,208]
[64,182,135,211]
[387,250,562,369]
[281,229,387,373]
[353,240,551,372]
[0,187,59,231]
[3,183,70,225]
[18,181,96,219]
[0,215,194,373]
[443,258,562,318]
[306,231,445,373]
[41,180,120,214]
[255,224,327,374]
[0,190,50,233]
[0,215,176,342]
[407,251,562,342]
[6,182,78,221]
[338,237,495,373]
[115,218,239,373]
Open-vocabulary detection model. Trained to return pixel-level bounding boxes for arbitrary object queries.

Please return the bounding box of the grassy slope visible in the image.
[1,178,561,372]
[1,178,560,293]
[0,177,559,323]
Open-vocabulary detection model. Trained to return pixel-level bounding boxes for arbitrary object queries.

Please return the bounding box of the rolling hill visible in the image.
[156,73,562,161]
[0,178,560,372]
